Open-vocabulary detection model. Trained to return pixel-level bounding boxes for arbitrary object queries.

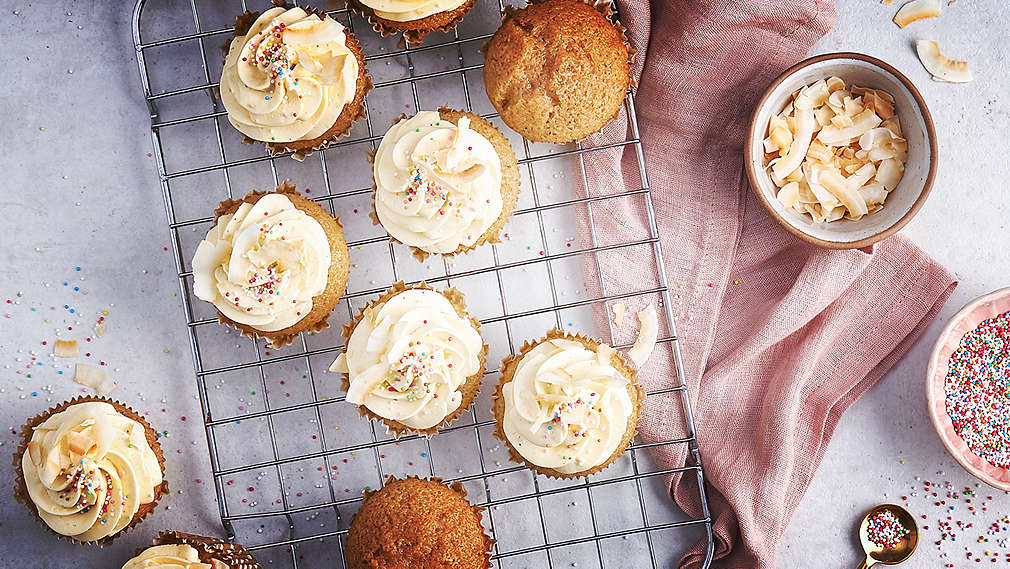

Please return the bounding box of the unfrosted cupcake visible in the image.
[346,477,493,569]
[220,1,372,160]
[329,282,487,436]
[13,397,168,545]
[483,0,634,143]
[192,182,349,348]
[493,329,644,478]
[349,0,475,45]
[370,108,520,261]
[123,531,261,569]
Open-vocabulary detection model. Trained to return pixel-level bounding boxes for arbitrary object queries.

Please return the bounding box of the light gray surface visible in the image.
[0,1,1006,568]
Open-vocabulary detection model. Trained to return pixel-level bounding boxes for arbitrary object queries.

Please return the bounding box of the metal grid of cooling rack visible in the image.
[132,0,713,567]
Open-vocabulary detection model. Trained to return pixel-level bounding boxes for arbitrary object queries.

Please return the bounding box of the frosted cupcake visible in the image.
[192,183,350,348]
[220,1,372,160]
[123,531,261,569]
[349,0,476,45]
[493,329,644,478]
[370,108,520,261]
[13,397,168,545]
[329,282,487,436]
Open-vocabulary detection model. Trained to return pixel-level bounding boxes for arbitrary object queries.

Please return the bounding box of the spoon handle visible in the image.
[857,556,874,569]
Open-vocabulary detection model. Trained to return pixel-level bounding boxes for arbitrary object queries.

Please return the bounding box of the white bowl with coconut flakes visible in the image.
[745,52,937,249]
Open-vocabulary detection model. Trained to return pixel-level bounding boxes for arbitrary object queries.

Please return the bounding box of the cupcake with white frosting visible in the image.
[329,282,487,436]
[191,182,350,348]
[349,0,476,45]
[123,531,261,569]
[493,329,644,478]
[13,397,168,545]
[220,1,371,160]
[370,107,520,261]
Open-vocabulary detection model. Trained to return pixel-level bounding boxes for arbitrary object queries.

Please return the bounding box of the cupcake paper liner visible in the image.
[492,328,645,479]
[366,107,520,262]
[221,0,373,161]
[13,395,169,547]
[209,181,349,349]
[349,476,494,569]
[347,0,476,46]
[337,281,488,437]
[142,531,262,569]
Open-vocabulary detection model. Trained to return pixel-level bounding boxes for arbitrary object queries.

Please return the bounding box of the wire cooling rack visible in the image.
[132,0,713,567]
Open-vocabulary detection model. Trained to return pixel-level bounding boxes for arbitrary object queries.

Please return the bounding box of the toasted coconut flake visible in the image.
[894,0,941,28]
[612,302,627,329]
[771,108,815,179]
[859,183,888,206]
[75,363,116,396]
[825,76,846,93]
[94,321,107,338]
[916,40,973,83]
[876,158,905,190]
[53,339,79,358]
[596,343,615,366]
[777,182,801,208]
[794,79,830,110]
[627,304,658,367]
[817,109,883,146]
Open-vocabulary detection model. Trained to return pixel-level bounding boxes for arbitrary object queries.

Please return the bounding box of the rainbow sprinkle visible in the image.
[866,510,910,549]
[944,310,1010,468]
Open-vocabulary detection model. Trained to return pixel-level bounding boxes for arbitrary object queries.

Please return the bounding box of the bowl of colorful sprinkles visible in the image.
[927,287,1010,490]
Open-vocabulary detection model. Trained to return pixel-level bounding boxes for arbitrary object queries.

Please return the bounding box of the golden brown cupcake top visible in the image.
[347,477,493,569]
[483,0,632,143]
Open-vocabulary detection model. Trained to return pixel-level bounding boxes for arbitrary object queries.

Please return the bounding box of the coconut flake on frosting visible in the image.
[334,288,484,431]
[192,193,331,333]
[21,401,162,542]
[373,111,503,255]
[502,338,634,474]
[220,7,359,143]
[357,0,468,22]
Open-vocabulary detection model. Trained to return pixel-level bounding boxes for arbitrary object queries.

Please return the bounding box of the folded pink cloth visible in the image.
[581,1,958,567]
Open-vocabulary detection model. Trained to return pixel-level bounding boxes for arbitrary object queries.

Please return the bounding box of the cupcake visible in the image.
[493,328,644,478]
[13,396,168,545]
[370,107,520,261]
[220,1,372,160]
[483,0,634,143]
[347,476,493,569]
[349,0,475,45]
[191,182,349,348]
[123,531,261,569]
[329,282,487,436]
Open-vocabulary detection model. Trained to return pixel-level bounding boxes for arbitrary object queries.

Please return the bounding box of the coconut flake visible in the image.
[893,0,941,28]
[94,321,107,338]
[612,303,627,329]
[627,304,658,367]
[328,353,349,373]
[916,40,973,83]
[75,363,116,396]
[53,339,79,358]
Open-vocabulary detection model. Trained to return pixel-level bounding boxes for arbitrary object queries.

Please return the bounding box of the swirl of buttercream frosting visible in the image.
[356,0,468,22]
[330,288,484,430]
[191,193,332,332]
[122,545,211,569]
[20,401,163,541]
[220,6,359,143]
[501,338,635,474]
[373,111,503,254]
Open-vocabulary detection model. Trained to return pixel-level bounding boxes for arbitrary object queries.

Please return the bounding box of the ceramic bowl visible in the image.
[926,287,1010,490]
[744,52,937,249]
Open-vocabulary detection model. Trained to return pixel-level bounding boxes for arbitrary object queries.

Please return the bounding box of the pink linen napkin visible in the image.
[580,1,958,567]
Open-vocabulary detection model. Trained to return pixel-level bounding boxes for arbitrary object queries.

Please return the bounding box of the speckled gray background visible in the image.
[0,0,1007,568]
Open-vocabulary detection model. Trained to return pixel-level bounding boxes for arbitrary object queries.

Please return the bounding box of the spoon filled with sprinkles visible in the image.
[856,504,918,568]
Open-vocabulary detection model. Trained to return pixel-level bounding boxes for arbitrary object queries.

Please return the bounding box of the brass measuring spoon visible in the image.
[857,504,918,568]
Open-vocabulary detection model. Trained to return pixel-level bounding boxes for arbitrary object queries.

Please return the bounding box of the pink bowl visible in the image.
[926,287,1010,490]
